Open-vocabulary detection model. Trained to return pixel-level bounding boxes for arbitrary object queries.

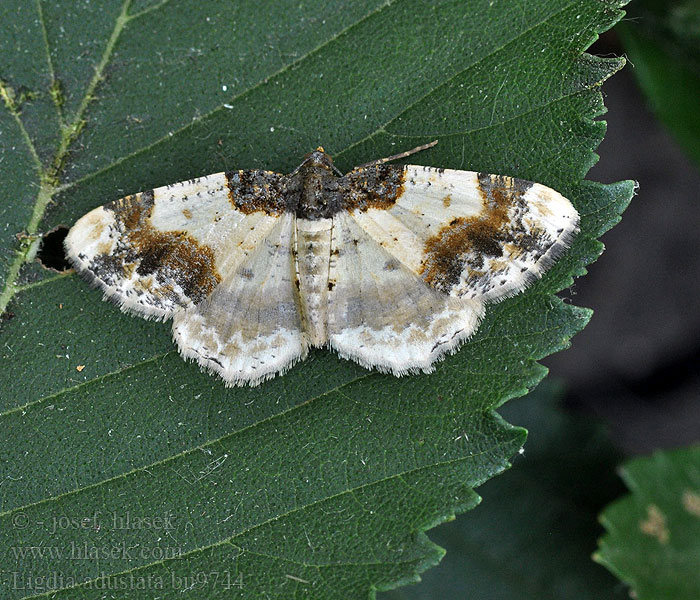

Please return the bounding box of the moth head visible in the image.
[302,147,336,172]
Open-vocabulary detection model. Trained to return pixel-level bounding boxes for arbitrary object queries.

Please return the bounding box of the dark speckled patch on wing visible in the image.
[339,164,407,212]
[91,190,221,310]
[420,173,555,297]
[225,169,291,215]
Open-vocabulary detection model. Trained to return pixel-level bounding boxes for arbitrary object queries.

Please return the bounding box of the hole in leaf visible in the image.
[38,226,70,271]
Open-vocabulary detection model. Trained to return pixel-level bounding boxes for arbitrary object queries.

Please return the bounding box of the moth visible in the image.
[65,142,579,386]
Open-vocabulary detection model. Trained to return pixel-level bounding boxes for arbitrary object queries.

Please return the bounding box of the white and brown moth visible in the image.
[65,143,579,386]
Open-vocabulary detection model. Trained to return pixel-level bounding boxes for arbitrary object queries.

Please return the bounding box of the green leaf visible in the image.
[382,380,627,600]
[617,0,700,166]
[595,445,700,600]
[1,1,633,598]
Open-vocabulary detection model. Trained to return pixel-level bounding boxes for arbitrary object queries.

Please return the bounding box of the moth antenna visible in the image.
[354,140,438,169]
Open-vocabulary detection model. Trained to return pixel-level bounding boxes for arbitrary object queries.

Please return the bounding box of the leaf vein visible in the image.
[334,0,596,162]
[35,0,65,128]
[0,370,372,516]
[18,450,499,600]
[0,0,132,316]
[55,0,400,195]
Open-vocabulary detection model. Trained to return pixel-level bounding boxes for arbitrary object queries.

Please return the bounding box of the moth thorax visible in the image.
[301,166,334,209]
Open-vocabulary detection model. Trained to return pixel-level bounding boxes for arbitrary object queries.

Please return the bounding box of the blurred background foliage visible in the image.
[619,0,700,166]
